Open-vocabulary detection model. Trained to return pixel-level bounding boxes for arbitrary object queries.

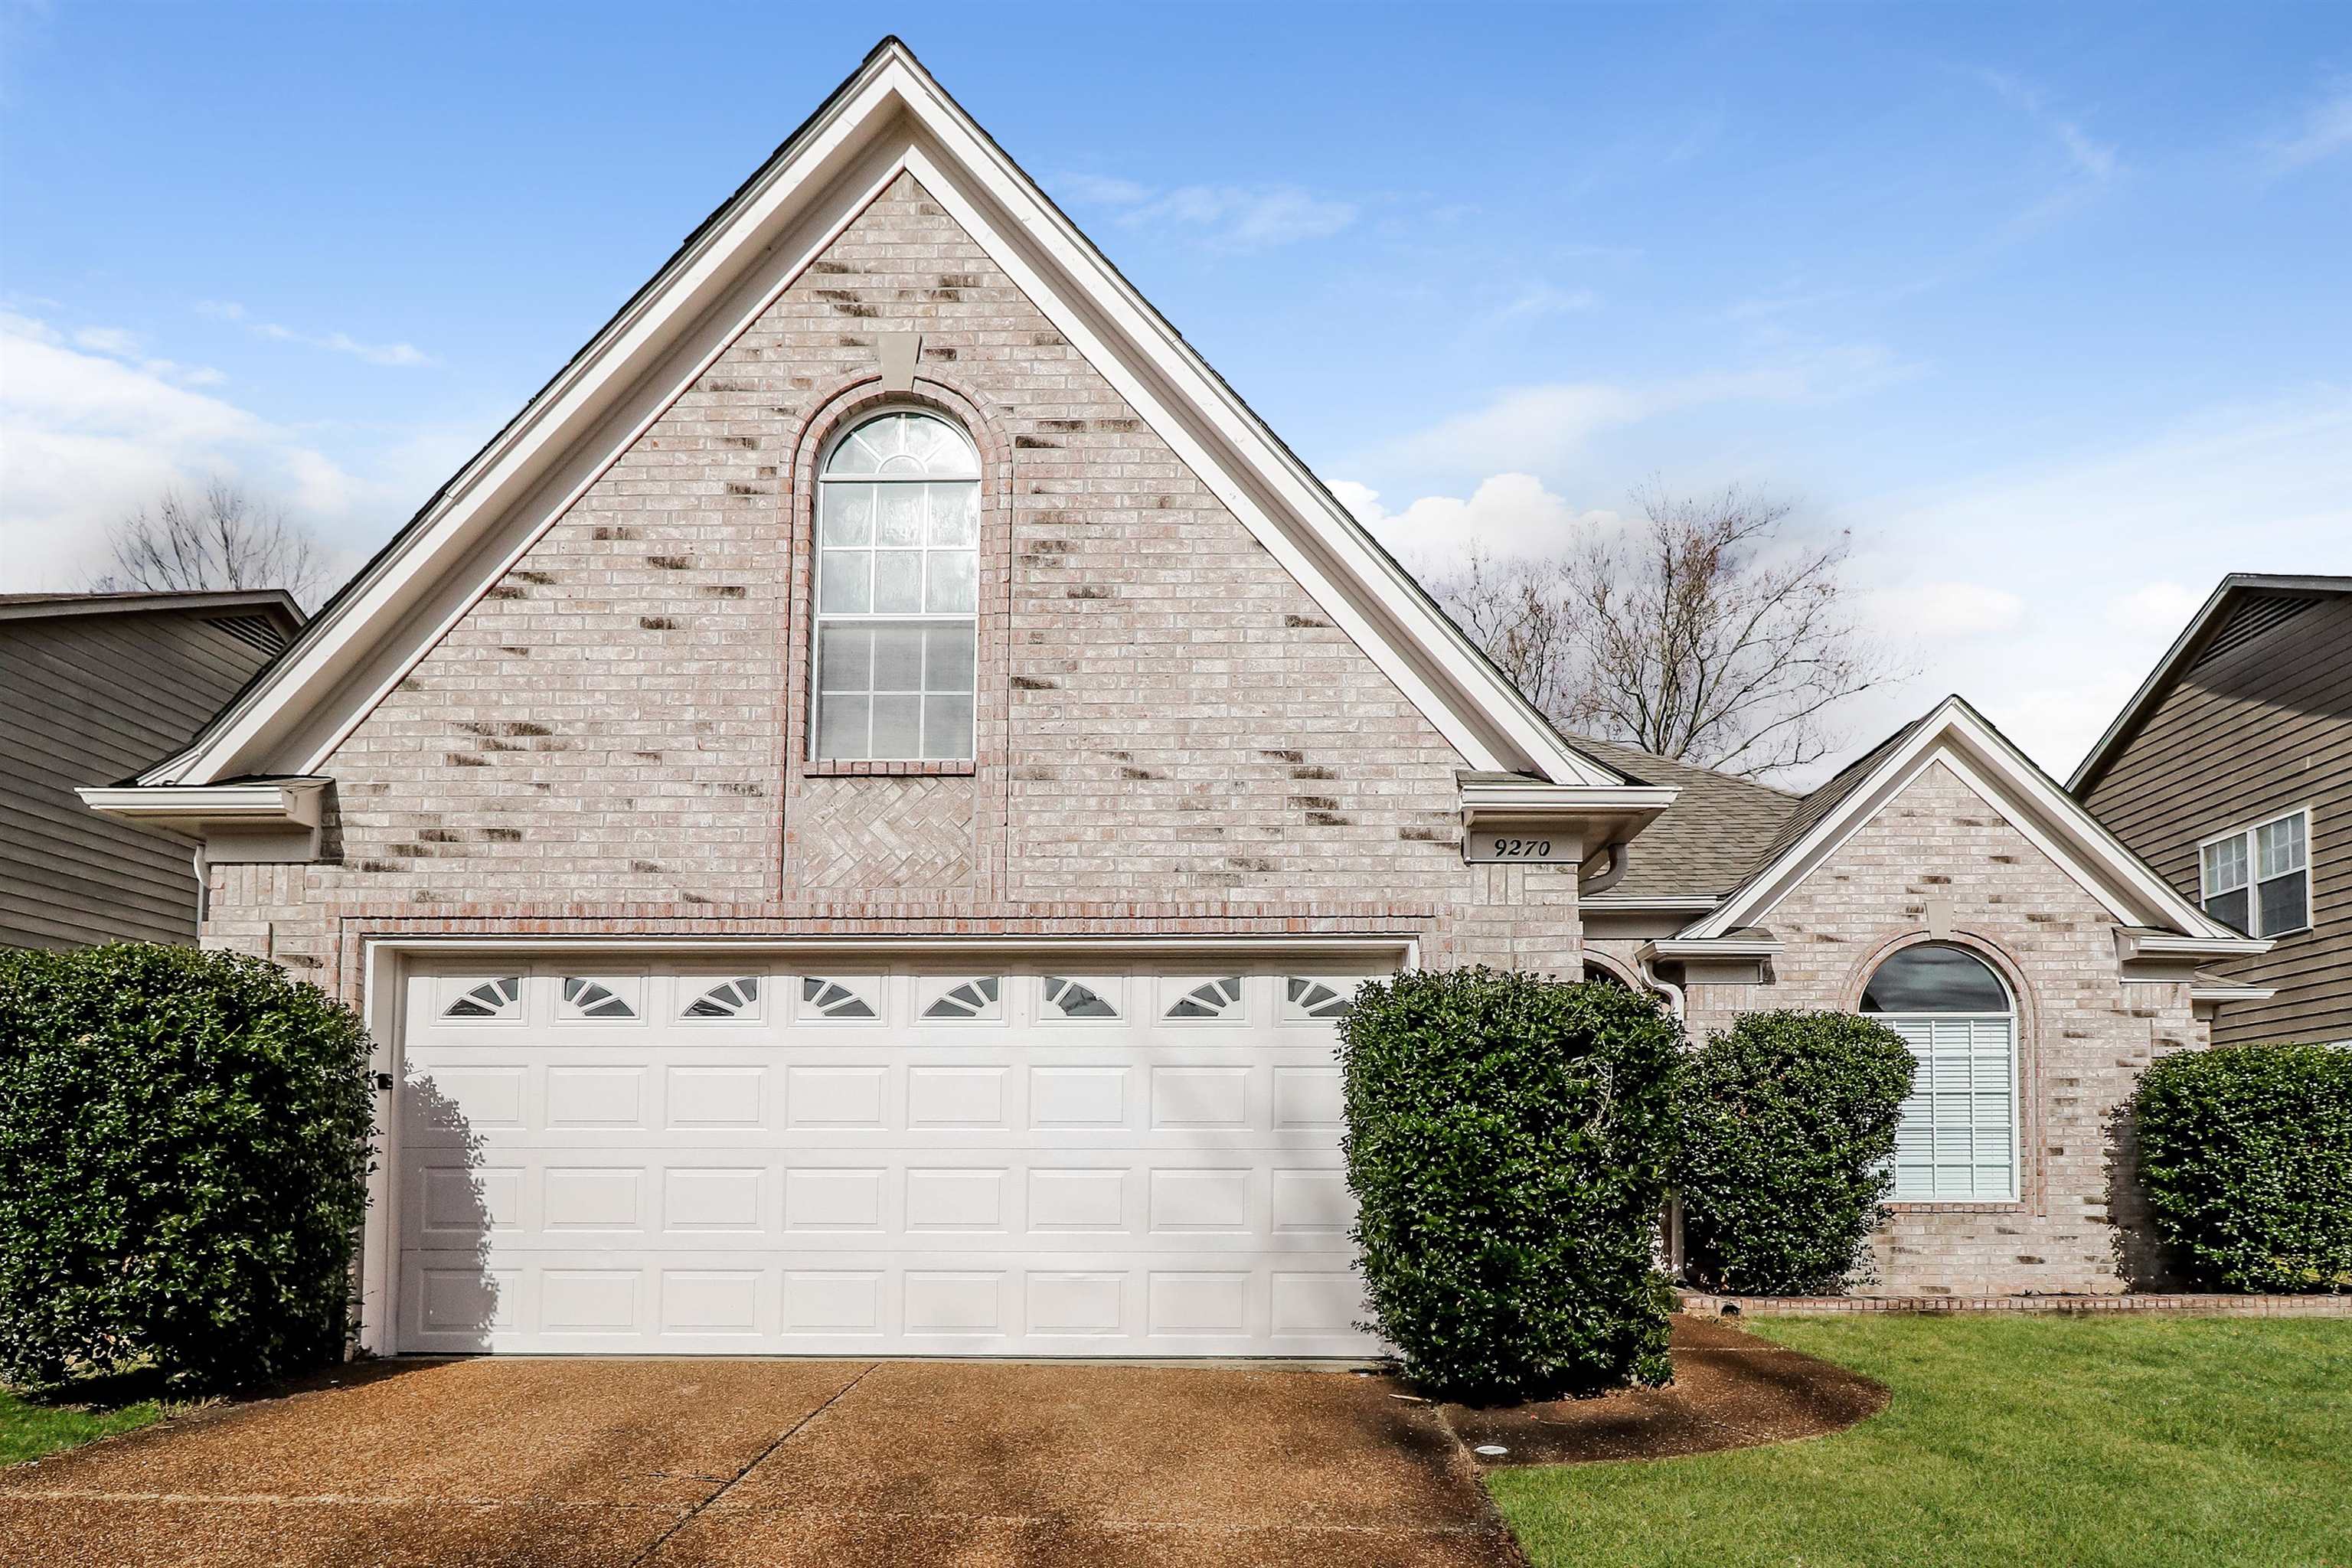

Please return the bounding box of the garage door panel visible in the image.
[395,963,1383,1356]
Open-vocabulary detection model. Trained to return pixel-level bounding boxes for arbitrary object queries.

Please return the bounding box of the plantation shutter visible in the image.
[1886,1016,2016,1200]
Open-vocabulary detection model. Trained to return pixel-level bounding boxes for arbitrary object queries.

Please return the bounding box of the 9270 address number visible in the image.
[1465,831,1557,864]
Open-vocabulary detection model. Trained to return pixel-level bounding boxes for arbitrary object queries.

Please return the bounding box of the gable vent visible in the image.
[2194,595,2318,669]
[208,612,289,655]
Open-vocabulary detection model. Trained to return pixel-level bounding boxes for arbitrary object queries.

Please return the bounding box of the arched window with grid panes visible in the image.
[812,410,980,760]
[1860,942,2019,1202]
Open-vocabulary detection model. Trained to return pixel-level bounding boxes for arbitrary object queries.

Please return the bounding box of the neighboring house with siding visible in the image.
[1,590,302,949]
[2073,573,2352,1046]
[77,41,2268,1351]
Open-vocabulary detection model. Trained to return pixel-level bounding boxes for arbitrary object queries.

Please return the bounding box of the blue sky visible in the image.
[5,3,2347,776]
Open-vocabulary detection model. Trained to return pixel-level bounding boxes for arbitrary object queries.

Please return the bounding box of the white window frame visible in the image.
[2198,805,2313,938]
[1881,1012,2020,1204]
[810,409,981,763]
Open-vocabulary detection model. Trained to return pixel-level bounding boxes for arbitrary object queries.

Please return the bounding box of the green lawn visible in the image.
[1489,1315,2352,1568]
[0,1385,165,1467]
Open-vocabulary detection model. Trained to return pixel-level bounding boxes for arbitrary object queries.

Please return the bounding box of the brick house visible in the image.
[83,40,2264,1351]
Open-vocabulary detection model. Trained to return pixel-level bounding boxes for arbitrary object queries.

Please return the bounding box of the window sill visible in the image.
[803,760,976,779]
[1886,1200,2026,1214]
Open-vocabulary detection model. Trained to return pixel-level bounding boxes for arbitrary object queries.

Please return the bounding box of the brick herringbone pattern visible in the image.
[794,775,977,892]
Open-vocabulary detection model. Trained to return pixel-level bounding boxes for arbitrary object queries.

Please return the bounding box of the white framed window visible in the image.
[2200,808,2311,937]
[1861,943,2017,1203]
[812,410,980,761]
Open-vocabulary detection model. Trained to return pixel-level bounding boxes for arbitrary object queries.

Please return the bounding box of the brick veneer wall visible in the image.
[203,172,1583,982]
[1598,760,2201,1296]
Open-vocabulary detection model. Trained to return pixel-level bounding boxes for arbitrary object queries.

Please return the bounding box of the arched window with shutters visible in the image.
[811,409,981,761]
[1860,942,2018,1202]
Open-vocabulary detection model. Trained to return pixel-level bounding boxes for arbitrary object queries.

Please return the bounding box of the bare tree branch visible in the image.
[90,478,335,609]
[1427,482,1905,780]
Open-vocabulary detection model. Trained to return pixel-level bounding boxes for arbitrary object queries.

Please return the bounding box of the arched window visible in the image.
[812,410,980,760]
[1862,942,2017,1201]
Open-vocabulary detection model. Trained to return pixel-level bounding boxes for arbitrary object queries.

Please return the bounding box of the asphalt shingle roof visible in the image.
[1562,734,1803,899]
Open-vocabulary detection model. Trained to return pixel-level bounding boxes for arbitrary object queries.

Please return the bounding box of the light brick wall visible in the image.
[204,172,1583,980]
[1599,760,2197,1296]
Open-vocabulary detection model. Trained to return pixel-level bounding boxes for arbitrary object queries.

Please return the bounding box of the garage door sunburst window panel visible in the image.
[681,977,760,1021]
[1041,976,1119,1019]
[441,976,522,1021]
[800,977,878,1020]
[812,410,981,763]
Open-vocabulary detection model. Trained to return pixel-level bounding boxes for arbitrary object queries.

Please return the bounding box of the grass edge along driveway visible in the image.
[2,1386,165,1467]
[1489,1314,2351,1568]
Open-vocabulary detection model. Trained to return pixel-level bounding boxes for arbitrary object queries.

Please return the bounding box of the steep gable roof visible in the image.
[1682,695,2254,946]
[132,38,1629,792]
[1563,734,1800,897]
[2069,573,2352,795]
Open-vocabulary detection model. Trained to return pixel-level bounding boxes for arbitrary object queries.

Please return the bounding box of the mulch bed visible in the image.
[1439,1315,1888,1468]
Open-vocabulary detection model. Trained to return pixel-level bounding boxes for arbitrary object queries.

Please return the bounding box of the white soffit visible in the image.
[145,41,1615,790]
[1684,697,2246,944]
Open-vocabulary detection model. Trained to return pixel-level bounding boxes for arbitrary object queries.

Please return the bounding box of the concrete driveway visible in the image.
[0,1357,1521,1566]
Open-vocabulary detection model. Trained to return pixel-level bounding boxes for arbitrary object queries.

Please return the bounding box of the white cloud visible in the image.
[2105,580,2202,635]
[73,325,145,356]
[1381,344,1904,479]
[1055,172,1151,206]
[1486,284,1600,326]
[1336,472,1621,561]
[1053,174,1357,251]
[198,299,436,368]
[63,318,228,387]
[1977,70,2121,182]
[1834,390,2352,776]
[2265,77,2352,171]
[0,309,400,591]
[1875,580,2025,639]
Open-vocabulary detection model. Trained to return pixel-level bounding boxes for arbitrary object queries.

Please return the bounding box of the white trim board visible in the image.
[140,41,1618,792]
[1683,697,2252,946]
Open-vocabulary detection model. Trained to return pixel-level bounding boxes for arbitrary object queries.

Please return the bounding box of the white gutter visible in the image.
[79,779,329,864]
[2115,927,2272,963]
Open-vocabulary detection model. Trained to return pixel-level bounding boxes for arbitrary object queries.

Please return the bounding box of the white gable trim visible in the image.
[143,41,1615,790]
[1683,697,2252,944]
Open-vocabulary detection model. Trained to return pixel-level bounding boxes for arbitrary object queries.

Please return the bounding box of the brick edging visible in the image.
[1677,1289,2352,1317]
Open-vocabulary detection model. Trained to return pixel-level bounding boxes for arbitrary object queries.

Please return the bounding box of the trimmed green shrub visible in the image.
[1675,1011,1916,1295]
[2132,1044,2352,1293]
[0,943,375,1393]
[1339,968,1681,1403]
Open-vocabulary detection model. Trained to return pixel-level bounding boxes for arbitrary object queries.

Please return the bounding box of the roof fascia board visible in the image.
[888,122,1598,779]
[1643,936,1785,960]
[155,66,912,785]
[258,141,913,780]
[1687,701,2237,942]
[890,73,1607,782]
[155,47,1604,786]
[0,589,302,626]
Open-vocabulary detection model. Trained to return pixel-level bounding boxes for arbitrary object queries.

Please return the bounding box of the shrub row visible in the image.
[1344,971,2350,1403]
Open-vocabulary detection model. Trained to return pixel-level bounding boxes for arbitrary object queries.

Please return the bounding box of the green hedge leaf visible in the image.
[1338,968,1680,1403]
[2132,1044,2352,1293]
[0,943,376,1393]
[1674,1010,1915,1296]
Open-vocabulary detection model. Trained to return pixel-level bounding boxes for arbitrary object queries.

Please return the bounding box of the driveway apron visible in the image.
[0,1357,1520,1567]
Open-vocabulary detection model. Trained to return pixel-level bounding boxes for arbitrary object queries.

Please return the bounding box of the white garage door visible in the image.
[394,959,1386,1357]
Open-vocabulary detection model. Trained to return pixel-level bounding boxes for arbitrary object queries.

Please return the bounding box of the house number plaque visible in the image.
[1465,831,1562,864]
